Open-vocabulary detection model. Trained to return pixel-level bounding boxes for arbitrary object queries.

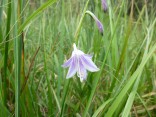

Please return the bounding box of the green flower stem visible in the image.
[61,0,90,116]
[60,80,71,117]
[74,0,90,44]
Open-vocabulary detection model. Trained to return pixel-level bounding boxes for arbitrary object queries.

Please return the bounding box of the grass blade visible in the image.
[3,0,11,106]
[105,43,156,117]
[12,0,20,116]
[0,101,11,116]
[74,0,90,43]
[18,0,57,34]
[0,0,3,43]
[121,17,156,117]
[92,98,113,117]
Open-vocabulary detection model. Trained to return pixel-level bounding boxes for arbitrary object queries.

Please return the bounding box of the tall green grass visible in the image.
[0,0,156,116]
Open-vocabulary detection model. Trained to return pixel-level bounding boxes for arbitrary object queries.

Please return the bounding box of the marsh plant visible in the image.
[0,0,156,117]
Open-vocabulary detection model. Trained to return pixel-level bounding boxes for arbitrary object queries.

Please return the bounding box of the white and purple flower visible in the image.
[62,43,99,82]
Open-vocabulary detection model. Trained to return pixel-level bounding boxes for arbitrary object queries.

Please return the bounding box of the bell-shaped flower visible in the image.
[101,0,108,12]
[62,43,99,82]
[85,10,104,35]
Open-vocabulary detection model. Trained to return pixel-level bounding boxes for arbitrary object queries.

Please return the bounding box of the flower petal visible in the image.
[62,57,73,68]
[80,55,99,72]
[66,56,77,79]
[77,60,87,82]
[84,54,93,58]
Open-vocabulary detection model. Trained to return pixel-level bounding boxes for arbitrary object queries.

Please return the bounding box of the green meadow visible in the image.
[0,0,156,116]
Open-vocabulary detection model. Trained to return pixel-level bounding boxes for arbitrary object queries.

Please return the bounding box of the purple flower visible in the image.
[62,43,99,82]
[85,11,104,35]
[95,18,104,35]
[101,0,108,12]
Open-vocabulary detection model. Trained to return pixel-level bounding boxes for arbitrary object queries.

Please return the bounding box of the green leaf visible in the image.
[0,102,11,117]
[92,98,113,117]
[105,43,156,117]
[18,0,57,34]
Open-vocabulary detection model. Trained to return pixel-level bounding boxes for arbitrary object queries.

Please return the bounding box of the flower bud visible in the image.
[86,10,104,35]
[101,0,108,12]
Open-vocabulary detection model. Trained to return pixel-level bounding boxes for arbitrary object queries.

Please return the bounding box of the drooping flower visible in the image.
[85,10,104,35]
[101,0,108,12]
[62,43,99,82]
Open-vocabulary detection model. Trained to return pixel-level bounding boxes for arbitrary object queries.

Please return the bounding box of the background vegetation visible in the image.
[0,0,156,116]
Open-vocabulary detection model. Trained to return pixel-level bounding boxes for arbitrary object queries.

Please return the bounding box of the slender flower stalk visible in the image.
[101,0,108,12]
[62,43,99,82]
[85,10,104,35]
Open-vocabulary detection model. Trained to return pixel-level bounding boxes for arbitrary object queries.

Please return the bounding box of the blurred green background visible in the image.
[0,0,156,116]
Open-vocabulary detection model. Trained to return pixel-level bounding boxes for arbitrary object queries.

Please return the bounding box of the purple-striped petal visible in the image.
[80,55,99,72]
[62,43,100,82]
[84,54,93,58]
[77,60,87,82]
[66,56,77,78]
[62,57,73,68]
